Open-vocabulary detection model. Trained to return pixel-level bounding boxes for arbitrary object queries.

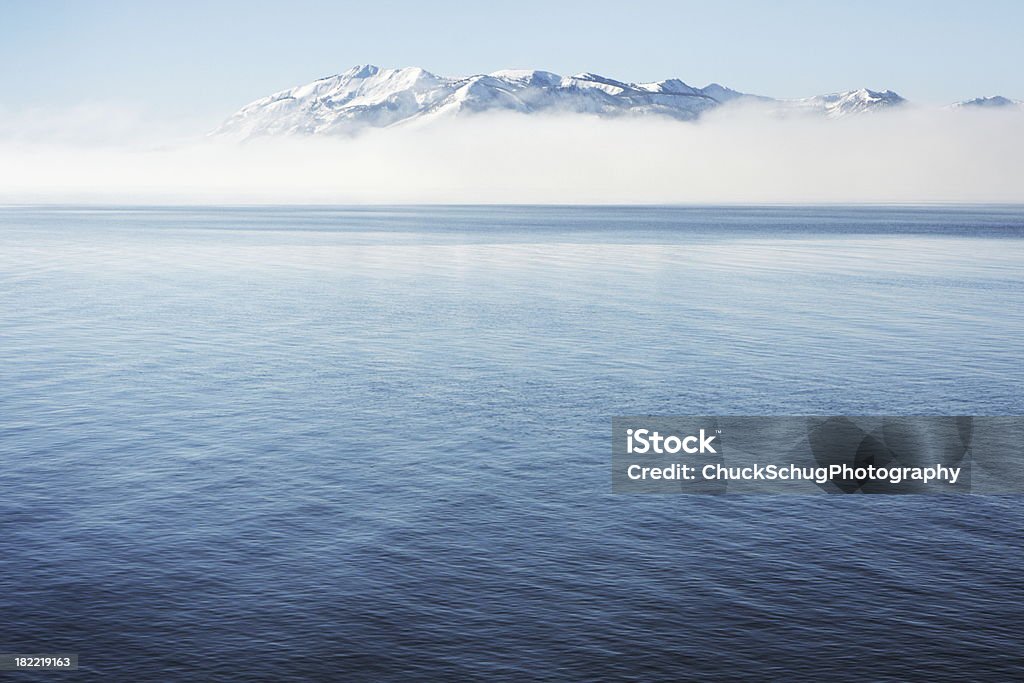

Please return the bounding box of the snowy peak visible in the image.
[486,69,562,88]
[636,78,702,96]
[341,64,381,79]
[213,65,912,139]
[212,64,451,137]
[952,95,1023,109]
[793,88,906,118]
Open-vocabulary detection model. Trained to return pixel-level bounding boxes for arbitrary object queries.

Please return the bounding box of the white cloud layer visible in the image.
[2,105,1023,204]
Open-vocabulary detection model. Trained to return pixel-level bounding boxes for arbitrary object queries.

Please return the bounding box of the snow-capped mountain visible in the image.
[787,88,906,118]
[212,64,906,139]
[952,95,1024,109]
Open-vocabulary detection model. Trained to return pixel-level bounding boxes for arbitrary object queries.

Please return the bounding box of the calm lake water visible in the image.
[2,206,1023,681]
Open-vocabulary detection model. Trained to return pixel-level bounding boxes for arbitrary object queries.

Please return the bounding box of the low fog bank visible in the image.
[2,106,1023,204]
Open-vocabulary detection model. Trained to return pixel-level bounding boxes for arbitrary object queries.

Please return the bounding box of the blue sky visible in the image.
[2,0,1023,127]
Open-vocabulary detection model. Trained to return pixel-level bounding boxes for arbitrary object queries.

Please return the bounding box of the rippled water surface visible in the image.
[2,206,1023,681]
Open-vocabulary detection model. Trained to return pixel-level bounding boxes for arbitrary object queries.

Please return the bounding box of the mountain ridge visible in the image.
[211,64,1014,140]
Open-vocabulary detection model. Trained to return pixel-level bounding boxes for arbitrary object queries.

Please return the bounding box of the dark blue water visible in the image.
[2,206,1022,681]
